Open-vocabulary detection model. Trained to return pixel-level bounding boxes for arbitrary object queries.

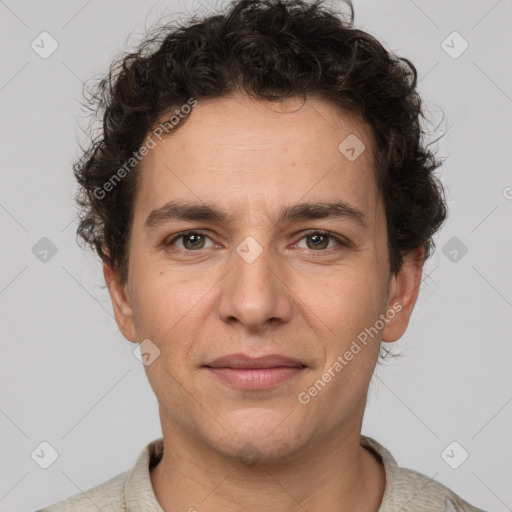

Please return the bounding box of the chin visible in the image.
[206,411,308,463]
[218,435,302,466]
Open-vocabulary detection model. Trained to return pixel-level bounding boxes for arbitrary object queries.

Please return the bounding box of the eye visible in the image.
[165,231,215,251]
[294,231,345,252]
[164,230,348,254]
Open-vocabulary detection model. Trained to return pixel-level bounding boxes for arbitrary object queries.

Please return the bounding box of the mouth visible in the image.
[203,353,307,390]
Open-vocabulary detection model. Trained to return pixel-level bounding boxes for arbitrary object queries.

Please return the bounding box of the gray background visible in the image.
[1,1,511,511]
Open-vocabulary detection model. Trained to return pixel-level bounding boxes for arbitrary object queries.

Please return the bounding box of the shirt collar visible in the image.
[125,437,164,511]
[124,435,398,511]
[360,434,399,511]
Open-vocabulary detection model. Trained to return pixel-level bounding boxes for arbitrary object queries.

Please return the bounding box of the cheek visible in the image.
[304,269,384,396]
[128,260,211,348]
[300,265,385,338]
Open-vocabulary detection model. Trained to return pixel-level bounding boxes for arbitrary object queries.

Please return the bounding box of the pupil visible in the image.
[186,234,203,249]
[309,234,327,249]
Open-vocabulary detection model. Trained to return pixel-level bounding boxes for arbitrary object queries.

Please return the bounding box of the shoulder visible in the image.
[394,466,489,512]
[35,469,129,511]
[360,435,489,512]
[35,437,164,512]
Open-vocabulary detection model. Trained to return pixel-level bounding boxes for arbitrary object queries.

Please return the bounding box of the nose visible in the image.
[217,238,294,332]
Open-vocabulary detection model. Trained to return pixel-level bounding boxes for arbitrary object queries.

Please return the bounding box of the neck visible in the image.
[150,423,385,512]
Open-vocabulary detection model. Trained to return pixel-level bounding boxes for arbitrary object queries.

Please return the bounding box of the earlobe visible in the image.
[382,247,424,343]
[103,262,138,343]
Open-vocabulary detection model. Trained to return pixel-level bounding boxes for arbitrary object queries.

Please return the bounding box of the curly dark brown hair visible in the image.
[74,0,447,285]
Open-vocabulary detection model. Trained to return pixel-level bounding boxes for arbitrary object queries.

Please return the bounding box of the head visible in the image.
[75,0,446,462]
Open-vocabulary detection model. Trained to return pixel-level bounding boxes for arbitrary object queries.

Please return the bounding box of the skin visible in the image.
[104,93,423,512]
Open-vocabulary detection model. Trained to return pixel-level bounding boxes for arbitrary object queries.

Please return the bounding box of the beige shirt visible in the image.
[37,435,488,512]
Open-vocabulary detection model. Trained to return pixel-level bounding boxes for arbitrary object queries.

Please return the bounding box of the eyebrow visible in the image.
[144,200,367,229]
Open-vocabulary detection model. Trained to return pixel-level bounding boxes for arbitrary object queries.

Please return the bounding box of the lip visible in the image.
[204,353,306,369]
[203,353,307,390]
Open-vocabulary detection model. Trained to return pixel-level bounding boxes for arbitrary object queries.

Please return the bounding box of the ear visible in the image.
[382,247,424,343]
[103,262,138,343]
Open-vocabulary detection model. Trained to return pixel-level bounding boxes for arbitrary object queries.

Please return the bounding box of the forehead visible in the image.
[135,94,381,224]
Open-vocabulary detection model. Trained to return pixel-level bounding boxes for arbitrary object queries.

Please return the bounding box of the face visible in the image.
[105,94,422,462]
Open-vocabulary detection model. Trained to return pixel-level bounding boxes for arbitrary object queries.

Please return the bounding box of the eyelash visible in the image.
[164,229,348,255]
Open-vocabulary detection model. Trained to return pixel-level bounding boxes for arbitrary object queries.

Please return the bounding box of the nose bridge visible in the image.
[217,235,293,329]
